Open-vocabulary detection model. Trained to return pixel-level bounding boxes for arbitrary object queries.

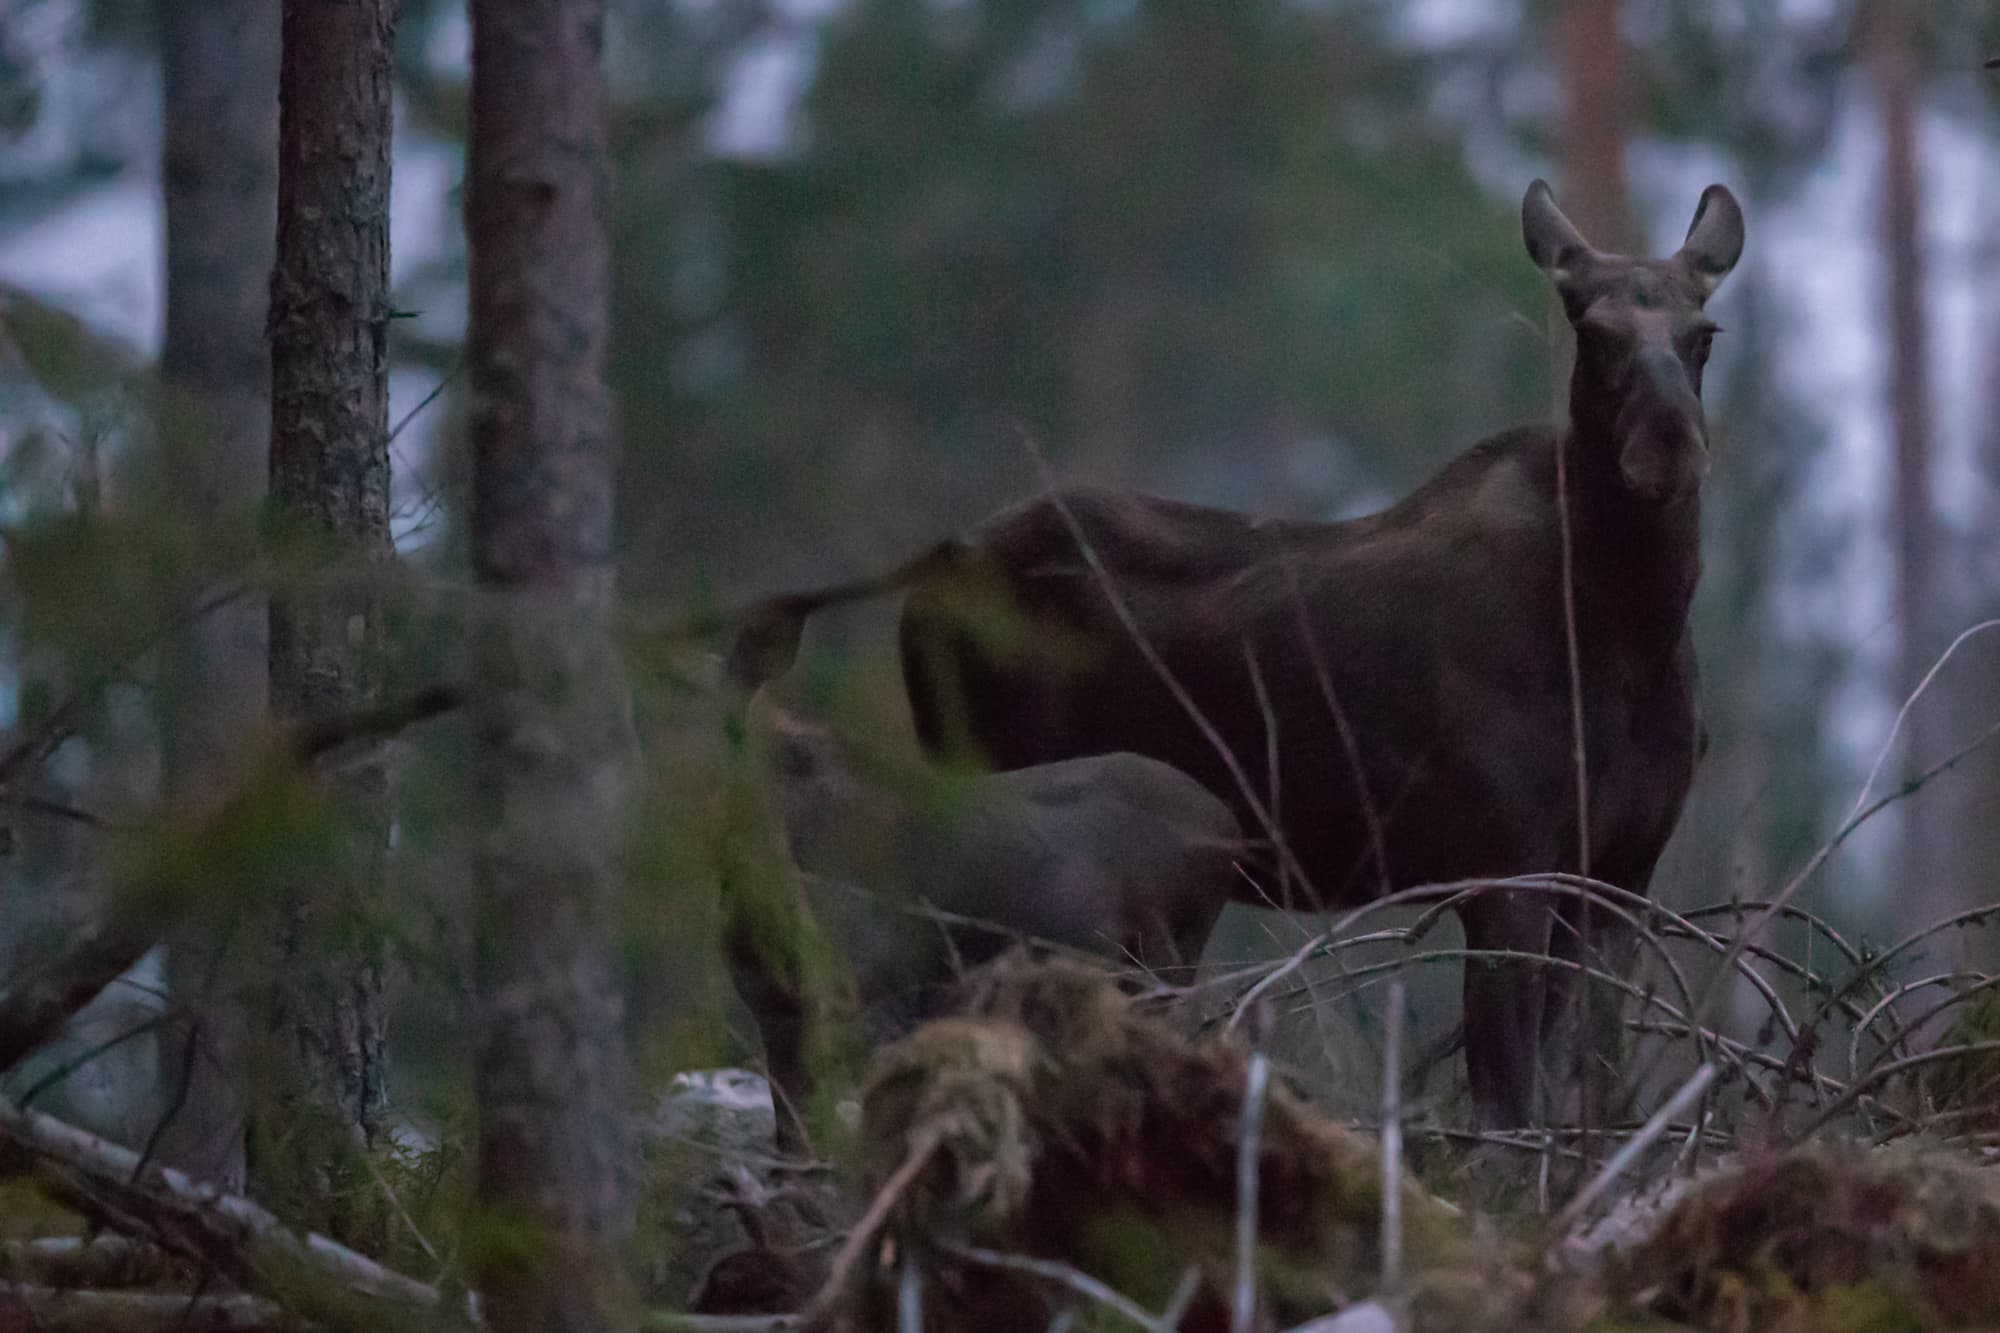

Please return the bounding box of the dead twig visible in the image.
[1378,978,1405,1295]
[1545,1062,1716,1244]
[1284,566,1391,899]
[937,1243,1156,1331]
[0,581,255,797]
[0,684,466,1080]
[897,1246,923,1333]
[1013,425,1316,900]
[1231,1017,1272,1333]
[1691,628,2000,1053]
[1798,1040,2000,1140]
[1154,1268,1202,1333]
[792,1130,941,1331]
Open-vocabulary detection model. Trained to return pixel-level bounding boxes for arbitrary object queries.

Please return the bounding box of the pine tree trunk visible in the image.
[1554,0,1631,252]
[1551,0,1633,1135]
[466,0,636,1327]
[1869,0,1950,944]
[153,0,279,1191]
[261,0,396,1241]
[1942,214,2000,960]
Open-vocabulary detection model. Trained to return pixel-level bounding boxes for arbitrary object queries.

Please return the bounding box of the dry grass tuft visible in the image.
[855,952,1546,1332]
[1609,1144,2000,1332]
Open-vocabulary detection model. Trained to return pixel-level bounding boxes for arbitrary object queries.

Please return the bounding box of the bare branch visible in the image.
[0,686,464,1079]
[1546,1062,1716,1242]
[936,1243,1156,1331]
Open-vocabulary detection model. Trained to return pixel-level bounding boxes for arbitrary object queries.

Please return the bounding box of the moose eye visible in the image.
[1689,326,1720,364]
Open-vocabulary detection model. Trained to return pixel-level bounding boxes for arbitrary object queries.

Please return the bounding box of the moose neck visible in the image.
[1559,411,1703,658]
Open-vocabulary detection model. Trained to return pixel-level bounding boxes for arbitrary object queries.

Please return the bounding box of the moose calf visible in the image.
[717,651,1241,1150]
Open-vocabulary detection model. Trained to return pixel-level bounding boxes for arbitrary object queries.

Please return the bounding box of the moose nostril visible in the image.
[1616,413,1709,502]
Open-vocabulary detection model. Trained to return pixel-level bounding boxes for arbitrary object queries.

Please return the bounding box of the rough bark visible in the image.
[1868,0,1951,946]
[1553,0,1631,253]
[466,0,636,1329]
[262,0,396,1241]
[154,0,280,1191]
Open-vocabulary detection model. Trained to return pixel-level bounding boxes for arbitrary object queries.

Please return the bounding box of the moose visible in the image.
[731,179,1744,1127]
[715,641,1242,1150]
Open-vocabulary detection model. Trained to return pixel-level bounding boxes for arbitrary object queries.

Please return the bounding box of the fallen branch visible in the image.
[0,1095,469,1330]
[0,1234,180,1289]
[0,1284,301,1333]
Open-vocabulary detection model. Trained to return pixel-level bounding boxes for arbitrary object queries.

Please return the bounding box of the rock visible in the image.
[651,1068,779,1151]
[638,1068,840,1310]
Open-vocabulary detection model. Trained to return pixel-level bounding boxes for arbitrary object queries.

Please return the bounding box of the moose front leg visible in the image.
[1459,891,1555,1129]
[1544,886,1642,1131]
[723,915,815,1156]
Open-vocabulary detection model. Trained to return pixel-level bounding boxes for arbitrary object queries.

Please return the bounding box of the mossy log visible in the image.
[850,954,1559,1332]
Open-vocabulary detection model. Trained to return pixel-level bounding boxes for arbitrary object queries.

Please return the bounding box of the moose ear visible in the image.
[1522,179,1593,285]
[1674,184,1744,297]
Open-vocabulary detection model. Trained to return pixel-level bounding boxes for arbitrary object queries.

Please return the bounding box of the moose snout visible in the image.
[1616,354,1709,502]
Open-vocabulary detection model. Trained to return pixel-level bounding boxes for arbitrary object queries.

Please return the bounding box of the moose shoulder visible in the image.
[735,180,1744,1128]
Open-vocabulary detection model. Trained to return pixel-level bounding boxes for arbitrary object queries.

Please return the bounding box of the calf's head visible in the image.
[1522,180,1744,504]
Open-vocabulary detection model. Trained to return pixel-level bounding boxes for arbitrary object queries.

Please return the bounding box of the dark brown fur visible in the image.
[736,182,1744,1128]
[718,658,1241,1151]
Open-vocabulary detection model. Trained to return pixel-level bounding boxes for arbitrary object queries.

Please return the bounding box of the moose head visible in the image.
[1523,179,1744,505]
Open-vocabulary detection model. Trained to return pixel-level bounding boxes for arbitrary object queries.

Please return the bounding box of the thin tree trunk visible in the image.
[1551,0,1632,1140]
[466,0,636,1328]
[1869,0,1950,941]
[1554,0,1631,252]
[261,0,396,1242]
[1945,212,2000,961]
[153,0,279,1191]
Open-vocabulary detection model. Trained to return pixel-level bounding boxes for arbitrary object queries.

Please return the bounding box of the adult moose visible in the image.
[735,180,1743,1127]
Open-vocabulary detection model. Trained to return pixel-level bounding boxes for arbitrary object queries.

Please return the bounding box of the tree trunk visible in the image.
[466,0,636,1328]
[1868,0,1950,945]
[1553,0,1631,253]
[260,0,396,1242]
[153,0,279,1191]
[1943,208,2000,961]
[1550,0,1632,1139]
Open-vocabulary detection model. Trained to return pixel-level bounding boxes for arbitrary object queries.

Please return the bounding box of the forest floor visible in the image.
[659,953,2000,1333]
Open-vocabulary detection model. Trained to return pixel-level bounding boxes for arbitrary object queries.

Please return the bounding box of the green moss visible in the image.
[1809,1278,1931,1333]
[0,1176,84,1239]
